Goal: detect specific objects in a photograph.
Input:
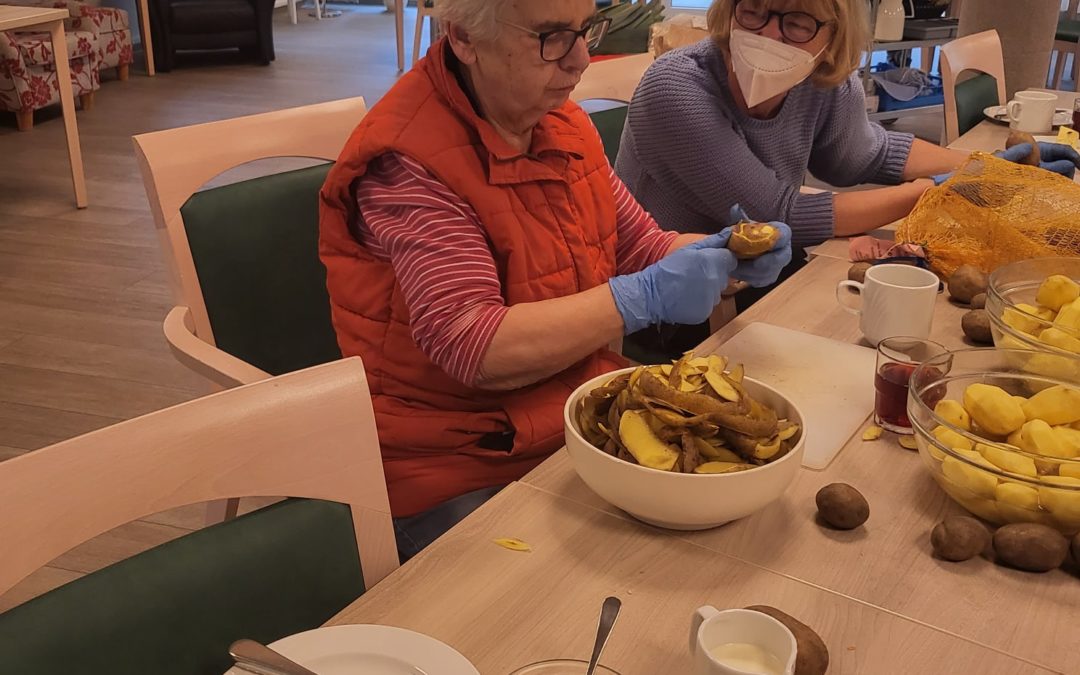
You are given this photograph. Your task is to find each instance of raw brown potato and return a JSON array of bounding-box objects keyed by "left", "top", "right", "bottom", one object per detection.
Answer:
[
  {"left": 1072, "top": 531, "right": 1080, "bottom": 564},
  {"left": 1005, "top": 130, "right": 1041, "bottom": 166},
  {"left": 931, "top": 516, "right": 990, "bottom": 562},
  {"left": 962, "top": 310, "right": 993, "bottom": 344},
  {"left": 948, "top": 265, "right": 989, "bottom": 304},
  {"left": 744, "top": 606, "right": 829, "bottom": 675},
  {"left": 727, "top": 221, "right": 781, "bottom": 259},
  {"left": 848, "top": 262, "right": 872, "bottom": 283},
  {"left": 969, "top": 292, "right": 987, "bottom": 309},
  {"left": 815, "top": 483, "right": 869, "bottom": 530},
  {"left": 992, "top": 522, "right": 1069, "bottom": 572}
]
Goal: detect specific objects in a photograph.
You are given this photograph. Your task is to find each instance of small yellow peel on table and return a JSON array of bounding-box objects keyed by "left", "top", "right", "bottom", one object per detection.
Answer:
[
  {"left": 493, "top": 538, "right": 532, "bottom": 552},
  {"left": 862, "top": 426, "right": 883, "bottom": 441}
]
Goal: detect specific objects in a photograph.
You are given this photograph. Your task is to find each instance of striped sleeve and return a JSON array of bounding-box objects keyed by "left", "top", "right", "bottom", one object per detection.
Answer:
[
  {"left": 610, "top": 165, "right": 679, "bottom": 274},
  {"left": 354, "top": 153, "right": 510, "bottom": 386}
]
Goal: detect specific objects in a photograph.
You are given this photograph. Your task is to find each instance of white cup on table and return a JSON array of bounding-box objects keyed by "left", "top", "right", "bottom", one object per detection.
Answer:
[
  {"left": 835, "top": 264, "right": 939, "bottom": 347},
  {"left": 689, "top": 607, "right": 796, "bottom": 675},
  {"left": 1007, "top": 90, "right": 1057, "bottom": 134}
]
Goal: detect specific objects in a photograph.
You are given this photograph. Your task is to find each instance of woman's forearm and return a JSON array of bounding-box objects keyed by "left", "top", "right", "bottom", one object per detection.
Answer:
[
  {"left": 474, "top": 284, "right": 624, "bottom": 391},
  {"left": 901, "top": 139, "right": 969, "bottom": 181},
  {"left": 832, "top": 179, "right": 934, "bottom": 237}
]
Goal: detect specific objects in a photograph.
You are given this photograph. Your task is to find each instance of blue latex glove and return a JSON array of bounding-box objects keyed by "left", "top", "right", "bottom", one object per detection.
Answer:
[
  {"left": 934, "top": 142, "right": 1080, "bottom": 184},
  {"left": 609, "top": 232, "right": 737, "bottom": 333},
  {"left": 998, "top": 142, "right": 1080, "bottom": 178},
  {"left": 608, "top": 222, "right": 793, "bottom": 333}
]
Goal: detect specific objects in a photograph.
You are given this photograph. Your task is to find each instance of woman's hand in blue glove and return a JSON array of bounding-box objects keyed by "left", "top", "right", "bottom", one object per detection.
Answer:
[
  {"left": 997, "top": 142, "right": 1080, "bottom": 178},
  {"left": 608, "top": 232, "right": 738, "bottom": 334}
]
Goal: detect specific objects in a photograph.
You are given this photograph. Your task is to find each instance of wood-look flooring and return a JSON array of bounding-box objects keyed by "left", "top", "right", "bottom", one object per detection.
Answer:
[
  {"left": 0, "top": 4, "right": 944, "bottom": 612},
  {"left": 0, "top": 4, "right": 408, "bottom": 611}
]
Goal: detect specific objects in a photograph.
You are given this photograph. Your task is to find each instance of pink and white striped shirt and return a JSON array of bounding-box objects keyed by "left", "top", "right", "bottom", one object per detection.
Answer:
[{"left": 355, "top": 152, "right": 678, "bottom": 386}]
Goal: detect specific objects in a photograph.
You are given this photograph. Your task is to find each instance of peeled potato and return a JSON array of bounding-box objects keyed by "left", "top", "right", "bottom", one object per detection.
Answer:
[{"left": 727, "top": 221, "right": 781, "bottom": 259}]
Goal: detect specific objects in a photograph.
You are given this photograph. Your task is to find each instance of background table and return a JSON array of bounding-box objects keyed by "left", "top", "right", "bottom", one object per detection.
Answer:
[{"left": 0, "top": 5, "right": 87, "bottom": 208}]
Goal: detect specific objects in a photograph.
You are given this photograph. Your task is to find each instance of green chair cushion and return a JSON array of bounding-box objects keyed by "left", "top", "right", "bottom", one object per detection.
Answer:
[
  {"left": 955, "top": 72, "right": 1000, "bottom": 138},
  {"left": 179, "top": 163, "right": 341, "bottom": 376},
  {"left": 1056, "top": 18, "right": 1080, "bottom": 42},
  {"left": 588, "top": 105, "right": 629, "bottom": 166},
  {"left": 0, "top": 499, "right": 364, "bottom": 675}
]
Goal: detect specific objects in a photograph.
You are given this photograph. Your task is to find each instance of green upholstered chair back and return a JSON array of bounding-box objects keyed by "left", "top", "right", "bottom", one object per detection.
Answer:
[
  {"left": 178, "top": 163, "right": 341, "bottom": 376},
  {"left": 954, "top": 72, "right": 1001, "bottom": 139},
  {"left": 0, "top": 499, "right": 363, "bottom": 675},
  {"left": 589, "top": 105, "right": 629, "bottom": 166}
]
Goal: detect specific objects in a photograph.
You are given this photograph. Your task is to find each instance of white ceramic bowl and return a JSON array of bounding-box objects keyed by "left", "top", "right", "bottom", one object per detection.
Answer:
[{"left": 563, "top": 367, "right": 806, "bottom": 530}]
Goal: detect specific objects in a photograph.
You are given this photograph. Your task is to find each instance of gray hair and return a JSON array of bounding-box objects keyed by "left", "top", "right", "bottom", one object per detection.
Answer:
[{"left": 434, "top": 0, "right": 509, "bottom": 42}]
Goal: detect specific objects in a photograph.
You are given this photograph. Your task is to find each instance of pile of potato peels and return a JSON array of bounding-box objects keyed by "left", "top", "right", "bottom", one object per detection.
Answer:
[{"left": 575, "top": 353, "right": 800, "bottom": 474}]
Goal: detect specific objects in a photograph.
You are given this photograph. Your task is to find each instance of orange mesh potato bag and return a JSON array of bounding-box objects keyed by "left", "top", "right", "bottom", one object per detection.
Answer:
[{"left": 897, "top": 152, "right": 1080, "bottom": 278}]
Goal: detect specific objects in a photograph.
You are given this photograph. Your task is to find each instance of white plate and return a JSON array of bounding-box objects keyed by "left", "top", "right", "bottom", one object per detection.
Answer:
[
  {"left": 223, "top": 625, "right": 479, "bottom": 675},
  {"left": 983, "top": 105, "right": 1072, "bottom": 128}
]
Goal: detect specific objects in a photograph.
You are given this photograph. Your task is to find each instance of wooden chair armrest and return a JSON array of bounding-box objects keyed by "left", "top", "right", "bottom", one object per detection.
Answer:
[{"left": 163, "top": 306, "right": 271, "bottom": 388}]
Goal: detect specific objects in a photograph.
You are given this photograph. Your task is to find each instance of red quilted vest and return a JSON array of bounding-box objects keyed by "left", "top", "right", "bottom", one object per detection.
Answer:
[{"left": 319, "top": 40, "right": 624, "bottom": 517}]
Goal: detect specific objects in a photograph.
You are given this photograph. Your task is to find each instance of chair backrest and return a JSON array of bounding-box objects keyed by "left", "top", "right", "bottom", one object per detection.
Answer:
[
  {"left": 132, "top": 98, "right": 366, "bottom": 378},
  {"left": 588, "top": 105, "right": 629, "bottom": 165},
  {"left": 0, "top": 357, "right": 397, "bottom": 674},
  {"left": 940, "top": 30, "right": 1007, "bottom": 143}
]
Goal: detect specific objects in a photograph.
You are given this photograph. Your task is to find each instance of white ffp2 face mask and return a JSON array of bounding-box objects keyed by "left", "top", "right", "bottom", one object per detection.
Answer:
[{"left": 729, "top": 28, "right": 827, "bottom": 108}]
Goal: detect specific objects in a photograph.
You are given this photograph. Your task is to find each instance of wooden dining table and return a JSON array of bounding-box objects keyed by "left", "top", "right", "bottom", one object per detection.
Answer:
[
  {"left": 325, "top": 121, "right": 1080, "bottom": 674},
  {"left": 0, "top": 5, "right": 87, "bottom": 208}
]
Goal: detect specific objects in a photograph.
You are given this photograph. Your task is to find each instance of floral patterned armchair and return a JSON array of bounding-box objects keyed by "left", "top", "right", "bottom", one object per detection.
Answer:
[
  {"left": 0, "top": 29, "right": 100, "bottom": 130},
  {"left": 3, "top": 0, "right": 134, "bottom": 79}
]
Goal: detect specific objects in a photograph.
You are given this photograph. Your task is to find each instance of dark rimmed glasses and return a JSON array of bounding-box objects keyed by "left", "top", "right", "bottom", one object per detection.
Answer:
[
  {"left": 499, "top": 17, "right": 612, "bottom": 62},
  {"left": 734, "top": 0, "right": 831, "bottom": 44}
]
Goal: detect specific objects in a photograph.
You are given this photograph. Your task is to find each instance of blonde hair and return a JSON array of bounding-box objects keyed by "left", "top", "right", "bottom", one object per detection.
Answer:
[
  {"left": 707, "top": 0, "right": 870, "bottom": 88},
  {"left": 435, "top": 0, "right": 509, "bottom": 42}
]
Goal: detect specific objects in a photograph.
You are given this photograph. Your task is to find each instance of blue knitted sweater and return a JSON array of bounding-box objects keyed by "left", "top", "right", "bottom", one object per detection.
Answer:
[{"left": 614, "top": 39, "right": 915, "bottom": 249}]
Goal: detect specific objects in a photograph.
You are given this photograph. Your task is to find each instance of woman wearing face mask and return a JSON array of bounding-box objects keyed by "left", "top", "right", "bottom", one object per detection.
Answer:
[{"left": 616, "top": 0, "right": 1080, "bottom": 259}]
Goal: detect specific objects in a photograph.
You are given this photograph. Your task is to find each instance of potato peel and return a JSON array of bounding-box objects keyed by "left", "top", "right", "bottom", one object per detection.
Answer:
[
  {"left": 493, "top": 538, "right": 532, "bottom": 552},
  {"left": 862, "top": 426, "right": 883, "bottom": 441}
]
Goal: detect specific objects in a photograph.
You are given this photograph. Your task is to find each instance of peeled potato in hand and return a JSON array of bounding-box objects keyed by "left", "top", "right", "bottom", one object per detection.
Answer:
[{"left": 727, "top": 221, "right": 781, "bottom": 259}]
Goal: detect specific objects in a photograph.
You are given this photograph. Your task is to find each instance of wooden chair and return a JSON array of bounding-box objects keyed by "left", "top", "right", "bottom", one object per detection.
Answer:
[
  {"left": 133, "top": 97, "right": 367, "bottom": 391},
  {"left": 940, "top": 29, "right": 1007, "bottom": 144},
  {"left": 1052, "top": 0, "right": 1080, "bottom": 91},
  {"left": 412, "top": 0, "right": 435, "bottom": 65},
  {"left": 0, "top": 358, "right": 398, "bottom": 674}
]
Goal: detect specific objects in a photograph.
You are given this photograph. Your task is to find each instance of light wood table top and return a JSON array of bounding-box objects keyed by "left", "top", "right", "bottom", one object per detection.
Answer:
[
  {"left": 524, "top": 256, "right": 1080, "bottom": 674},
  {"left": 330, "top": 483, "right": 1055, "bottom": 674},
  {"left": 0, "top": 4, "right": 66, "bottom": 29},
  {"left": 329, "top": 256, "right": 1079, "bottom": 674}
]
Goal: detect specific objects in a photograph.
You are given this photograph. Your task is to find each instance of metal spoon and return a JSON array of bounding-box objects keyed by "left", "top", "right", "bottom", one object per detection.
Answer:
[
  {"left": 585, "top": 596, "right": 622, "bottom": 675},
  {"left": 229, "top": 639, "right": 319, "bottom": 675}
]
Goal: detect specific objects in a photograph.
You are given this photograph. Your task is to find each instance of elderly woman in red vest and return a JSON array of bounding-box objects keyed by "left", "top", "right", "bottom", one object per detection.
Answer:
[{"left": 320, "top": 0, "right": 792, "bottom": 559}]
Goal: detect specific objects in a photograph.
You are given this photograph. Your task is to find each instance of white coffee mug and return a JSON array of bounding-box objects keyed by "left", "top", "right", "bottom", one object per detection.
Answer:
[
  {"left": 1007, "top": 90, "right": 1057, "bottom": 134},
  {"left": 835, "top": 264, "right": 938, "bottom": 346},
  {"left": 689, "top": 607, "right": 797, "bottom": 675}
]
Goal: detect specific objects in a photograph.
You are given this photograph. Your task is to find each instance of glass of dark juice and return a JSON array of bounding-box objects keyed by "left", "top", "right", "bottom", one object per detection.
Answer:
[
  {"left": 874, "top": 337, "right": 949, "bottom": 434},
  {"left": 1073, "top": 97, "right": 1080, "bottom": 131}
]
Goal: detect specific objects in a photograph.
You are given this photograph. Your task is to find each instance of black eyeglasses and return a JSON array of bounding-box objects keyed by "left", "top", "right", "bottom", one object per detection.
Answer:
[
  {"left": 733, "top": 0, "right": 831, "bottom": 44},
  {"left": 499, "top": 17, "right": 612, "bottom": 62}
]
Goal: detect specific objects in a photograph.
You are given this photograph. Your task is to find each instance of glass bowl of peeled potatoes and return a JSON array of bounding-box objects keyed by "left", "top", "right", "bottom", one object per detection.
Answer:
[{"left": 908, "top": 347, "right": 1080, "bottom": 534}]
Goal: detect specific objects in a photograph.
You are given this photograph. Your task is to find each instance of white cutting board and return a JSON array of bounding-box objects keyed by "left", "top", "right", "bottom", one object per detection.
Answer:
[{"left": 720, "top": 322, "right": 877, "bottom": 470}]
